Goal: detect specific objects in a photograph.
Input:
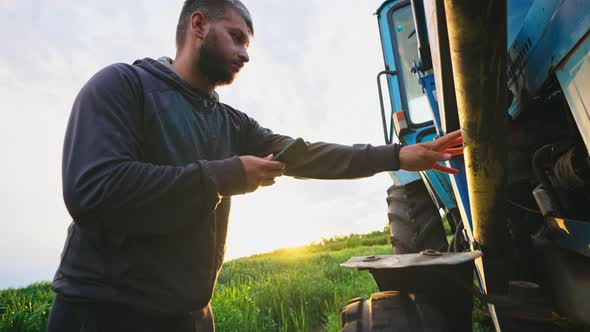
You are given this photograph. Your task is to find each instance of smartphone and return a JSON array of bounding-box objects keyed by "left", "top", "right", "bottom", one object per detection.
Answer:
[{"left": 273, "top": 138, "right": 309, "bottom": 164}]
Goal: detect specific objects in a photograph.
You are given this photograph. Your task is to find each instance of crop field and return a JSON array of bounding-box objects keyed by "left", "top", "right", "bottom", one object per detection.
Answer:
[{"left": 0, "top": 230, "right": 493, "bottom": 331}]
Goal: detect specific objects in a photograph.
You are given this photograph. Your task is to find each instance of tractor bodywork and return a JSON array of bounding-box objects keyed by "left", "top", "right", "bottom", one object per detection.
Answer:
[{"left": 345, "top": 1, "right": 590, "bottom": 330}]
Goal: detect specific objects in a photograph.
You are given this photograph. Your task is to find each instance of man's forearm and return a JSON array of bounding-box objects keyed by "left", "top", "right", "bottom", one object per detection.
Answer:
[
  {"left": 283, "top": 142, "right": 401, "bottom": 179},
  {"left": 63, "top": 157, "right": 246, "bottom": 235}
]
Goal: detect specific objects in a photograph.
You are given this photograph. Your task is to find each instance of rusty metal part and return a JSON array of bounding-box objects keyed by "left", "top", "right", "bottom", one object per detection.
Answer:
[
  {"left": 443, "top": 5, "right": 512, "bottom": 326},
  {"left": 341, "top": 251, "right": 482, "bottom": 270},
  {"left": 344, "top": 251, "right": 480, "bottom": 332},
  {"left": 343, "top": 251, "right": 479, "bottom": 332},
  {"left": 343, "top": 251, "right": 559, "bottom": 328},
  {"left": 444, "top": 0, "right": 510, "bottom": 252}
]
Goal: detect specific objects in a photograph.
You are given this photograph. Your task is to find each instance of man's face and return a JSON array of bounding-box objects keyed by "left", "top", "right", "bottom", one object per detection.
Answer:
[{"left": 197, "top": 9, "right": 250, "bottom": 87}]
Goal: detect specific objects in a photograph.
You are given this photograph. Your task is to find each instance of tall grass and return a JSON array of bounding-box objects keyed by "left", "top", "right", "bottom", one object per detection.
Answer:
[
  {"left": 0, "top": 283, "right": 53, "bottom": 332},
  {"left": 212, "top": 245, "right": 390, "bottom": 331},
  {"left": 1, "top": 228, "right": 494, "bottom": 331},
  {"left": 0, "top": 231, "right": 391, "bottom": 332}
]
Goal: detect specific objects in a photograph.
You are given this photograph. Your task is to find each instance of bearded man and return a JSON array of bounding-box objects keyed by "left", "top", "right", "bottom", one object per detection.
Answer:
[{"left": 47, "top": 0, "right": 463, "bottom": 331}]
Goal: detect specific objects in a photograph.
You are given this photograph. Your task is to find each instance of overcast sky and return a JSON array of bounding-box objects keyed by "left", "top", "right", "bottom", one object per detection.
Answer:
[{"left": 0, "top": 0, "right": 397, "bottom": 289}]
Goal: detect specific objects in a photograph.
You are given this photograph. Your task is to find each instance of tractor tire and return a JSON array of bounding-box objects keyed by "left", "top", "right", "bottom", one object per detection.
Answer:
[
  {"left": 341, "top": 291, "right": 449, "bottom": 332},
  {"left": 386, "top": 181, "right": 448, "bottom": 254}
]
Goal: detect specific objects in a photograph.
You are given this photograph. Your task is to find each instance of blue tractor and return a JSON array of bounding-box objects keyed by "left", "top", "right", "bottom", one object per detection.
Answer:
[{"left": 341, "top": 0, "right": 590, "bottom": 331}]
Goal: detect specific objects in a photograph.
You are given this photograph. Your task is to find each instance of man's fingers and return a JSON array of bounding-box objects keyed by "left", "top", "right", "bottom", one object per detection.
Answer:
[
  {"left": 262, "top": 159, "right": 287, "bottom": 170},
  {"left": 436, "top": 132, "right": 462, "bottom": 149},
  {"left": 427, "top": 150, "right": 453, "bottom": 162},
  {"left": 444, "top": 147, "right": 464, "bottom": 156},
  {"left": 433, "top": 137, "right": 463, "bottom": 153},
  {"left": 432, "top": 129, "right": 462, "bottom": 149},
  {"left": 264, "top": 154, "right": 274, "bottom": 161},
  {"left": 433, "top": 163, "right": 459, "bottom": 174},
  {"left": 446, "top": 137, "right": 463, "bottom": 148}
]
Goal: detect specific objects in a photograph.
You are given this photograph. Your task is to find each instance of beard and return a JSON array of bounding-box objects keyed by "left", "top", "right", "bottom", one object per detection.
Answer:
[{"left": 196, "top": 31, "right": 236, "bottom": 87}]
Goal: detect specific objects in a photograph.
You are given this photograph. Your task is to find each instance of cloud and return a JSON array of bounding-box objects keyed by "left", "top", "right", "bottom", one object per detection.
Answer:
[
  {"left": 0, "top": 0, "right": 182, "bottom": 289},
  {"left": 0, "top": 0, "right": 396, "bottom": 288}
]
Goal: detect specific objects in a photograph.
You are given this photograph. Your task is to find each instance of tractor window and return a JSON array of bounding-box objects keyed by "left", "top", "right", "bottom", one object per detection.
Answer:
[{"left": 390, "top": 5, "right": 432, "bottom": 125}]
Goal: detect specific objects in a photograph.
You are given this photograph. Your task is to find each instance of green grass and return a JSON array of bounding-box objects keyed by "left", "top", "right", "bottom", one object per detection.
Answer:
[
  {"left": 0, "top": 228, "right": 493, "bottom": 331},
  {"left": 0, "top": 283, "right": 53, "bottom": 332},
  {"left": 213, "top": 244, "right": 390, "bottom": 331}
]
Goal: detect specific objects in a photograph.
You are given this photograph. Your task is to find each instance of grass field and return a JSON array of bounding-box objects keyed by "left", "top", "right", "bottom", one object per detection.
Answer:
[{"left": 0, "top": 229, "right": 493, "bottom": 331}]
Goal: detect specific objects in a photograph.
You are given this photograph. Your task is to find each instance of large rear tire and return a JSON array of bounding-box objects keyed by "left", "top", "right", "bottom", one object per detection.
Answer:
[{"left": 386, "top": 181, "right": 448, "bottom": 254}]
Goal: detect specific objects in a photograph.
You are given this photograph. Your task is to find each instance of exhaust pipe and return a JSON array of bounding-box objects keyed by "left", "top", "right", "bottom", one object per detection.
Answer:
[{"left": 443, "top": 0, "right": 511, "bottom": 298}]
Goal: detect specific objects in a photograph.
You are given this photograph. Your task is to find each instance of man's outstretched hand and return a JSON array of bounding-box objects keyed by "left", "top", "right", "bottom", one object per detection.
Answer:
[
  {"left": 239, "top": 154, "right": 286, "bottom": 192},
  {"left": 399, "top": 129, "right": 464, "bottom": 174}
]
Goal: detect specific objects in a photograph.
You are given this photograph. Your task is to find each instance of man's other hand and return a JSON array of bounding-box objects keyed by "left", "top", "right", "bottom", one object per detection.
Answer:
[
  {"left": 399, "top": 129, "right": 464, "bottom": 174},
  {"left": 239, "top": 154, "right": 286, "bottom": 191}
]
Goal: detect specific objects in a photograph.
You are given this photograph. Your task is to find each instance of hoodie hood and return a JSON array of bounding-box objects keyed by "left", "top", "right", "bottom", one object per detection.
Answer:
[{"left": 133, "top": 57, "right": 219, "bottom": 109}]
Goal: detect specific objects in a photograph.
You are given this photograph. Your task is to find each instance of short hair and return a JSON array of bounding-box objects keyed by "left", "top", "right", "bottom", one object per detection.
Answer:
[{"left": 176, "top": 0, "right": 254, "bottom": 48}]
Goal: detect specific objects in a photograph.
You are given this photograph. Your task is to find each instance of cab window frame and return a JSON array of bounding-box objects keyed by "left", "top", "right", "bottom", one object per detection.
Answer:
[{"left": 387, "top": 1, "right": 433, "bottom": 128}]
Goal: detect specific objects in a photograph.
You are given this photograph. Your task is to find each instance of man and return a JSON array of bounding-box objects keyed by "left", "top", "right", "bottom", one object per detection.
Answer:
[{"left": 47, "top": 0, "right": 463, "bottom": 331}]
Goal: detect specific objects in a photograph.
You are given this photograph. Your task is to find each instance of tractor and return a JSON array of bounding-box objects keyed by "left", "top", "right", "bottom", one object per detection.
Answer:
[{"left": 340, "top": 0, "right": 590, "bottom": 331}]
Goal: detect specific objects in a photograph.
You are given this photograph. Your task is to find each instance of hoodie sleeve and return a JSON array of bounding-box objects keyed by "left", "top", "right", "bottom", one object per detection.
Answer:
[
  {"left": 243, "top": 116, "right": 402, "bottom": 179},
  {"left": 62, "top": 64, "right": 247, "bottom": 235}
]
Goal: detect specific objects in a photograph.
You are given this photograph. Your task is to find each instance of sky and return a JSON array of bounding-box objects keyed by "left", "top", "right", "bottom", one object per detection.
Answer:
[{"left": 0, "top": 0, "right": 396, "bottom": 289}]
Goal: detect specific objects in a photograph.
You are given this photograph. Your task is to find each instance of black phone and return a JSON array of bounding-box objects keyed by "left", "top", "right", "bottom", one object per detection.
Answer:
[{"left": 273, "top": 138, "right": 308, "bottom": 164}]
